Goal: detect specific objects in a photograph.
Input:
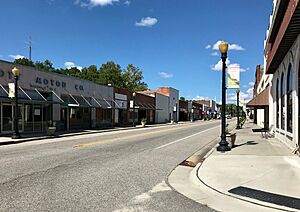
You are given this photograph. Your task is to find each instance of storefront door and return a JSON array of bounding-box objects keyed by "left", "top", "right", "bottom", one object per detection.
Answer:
[
  {"left": 2, "top": 104, "right": 13, "bottom": 133},
  {"left": 61, "top": 107, "right": 68, "bottom": 130}
]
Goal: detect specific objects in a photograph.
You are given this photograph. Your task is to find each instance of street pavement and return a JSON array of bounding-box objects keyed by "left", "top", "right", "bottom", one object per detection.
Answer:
[{"left": 0, "top": 120, "right": 226, "bottom": 212}]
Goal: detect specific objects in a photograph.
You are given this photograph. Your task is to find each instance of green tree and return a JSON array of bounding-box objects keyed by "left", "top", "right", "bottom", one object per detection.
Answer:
[
  {"left": 14, "top": 58, "right": 34, "bottom": 67},
  {"left": 180, "top": 97, "right": 186, "bottom": 101},
  {"left": 122, "top": 64, "right": 148, "bottom": 92},
  {"left": 97, "top": 61, "right": 124, "bottom": 88},
  {"left": 81, "top": 65, "right": 98, "bottom": 81},
  {"left": 34, "top": 60, "right": 55, "bottom": 72}
]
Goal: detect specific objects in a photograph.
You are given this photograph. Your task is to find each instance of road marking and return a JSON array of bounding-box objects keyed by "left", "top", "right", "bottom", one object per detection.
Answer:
[
  {"left": 73, "top": 122, "right": 219, "bottom": 148},
  {"left": 155, "top": 125, "right": 220, "bottom": 150},
  {"left": 114, "top": 181, "right": 171, "bottom": 211}
]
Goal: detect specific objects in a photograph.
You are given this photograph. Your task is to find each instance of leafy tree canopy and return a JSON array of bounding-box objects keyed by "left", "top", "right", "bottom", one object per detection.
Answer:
[
  {"left": 14, "top": 58, "right": 34, "bottom": 67},
  {"left": 122, "top": 64, "right": 148, "bottom": 92},
  {"left": 13, "top": 58, "right": 149, "bottom": 92}
]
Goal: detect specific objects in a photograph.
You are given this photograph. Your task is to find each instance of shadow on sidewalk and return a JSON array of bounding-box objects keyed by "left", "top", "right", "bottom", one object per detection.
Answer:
[{"left": 232, "top": 140, "right": 258, "bottom": 148}]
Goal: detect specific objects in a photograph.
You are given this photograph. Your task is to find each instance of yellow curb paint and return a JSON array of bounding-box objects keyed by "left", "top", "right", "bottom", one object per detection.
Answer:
[{"left": 73, "top": 122, "right": 212, "bottom": 149}]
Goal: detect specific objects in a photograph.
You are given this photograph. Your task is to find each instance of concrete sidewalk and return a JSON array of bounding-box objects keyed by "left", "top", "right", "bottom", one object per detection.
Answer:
[{"left": 169, "top": 121, "right": 300, "bottom": 212}]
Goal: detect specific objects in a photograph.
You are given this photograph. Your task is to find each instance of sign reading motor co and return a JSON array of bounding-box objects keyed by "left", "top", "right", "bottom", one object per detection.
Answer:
[
  {"left": 35, "top": 77, "right": 84, "bottom": 91},
  {"left": 35, "top": 77, "right": 67, "bottom": 88}
]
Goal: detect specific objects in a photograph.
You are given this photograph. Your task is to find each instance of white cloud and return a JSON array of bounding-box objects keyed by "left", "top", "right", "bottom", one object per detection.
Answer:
[
  {"left": 211, "top": 60, "right": 248, "bottom": 74},
  {"left": 9, "top": 54, "right": 25, "bottom": 60},
  {"left": 248, "top": 81, "right": 255, "bottom": 87},
  {"left": 135, "top": 17, "right": 158, "bottom": 27},
  {"left": 75, "top": 0, "right": 119, "bottom": 7},
  {"left": 124, "top": 0, "right": 130, "bottom": 5},
  {"left": 205, "top": 45, "right": 211, "bottom": 49},
  {"left": 227, "top": 88, "right": 253, "bottom": 104},
  {"left": 227, "top": 93, "right": 237, "bottom": 102},
  {"left": 193, "top": 96, "right": 210, "bottom": 100},
  {"left": 212, "top": 41, "right": 223, "bottom": 51},
  {"left": 64, "top": 61, "right": 82, "bottom": 70},
  {"left": 229, "top": 44, "right": 245, "bottom": 51},
  {"left": 211, "top": 58, "right": 230, "bottom": 71},
  {"left": 241, "top": 88, "right": 254, "bottom": 103},
  {"left": 211, "top": 40, "right": 245, "bottom": 51},
  {"left": 158, "top": 72, "right": 173, "bottom": 79},
  {"left": 210, "top": 52, "right": 218, "bottom": 56},
  {"left": 242, "top": 81, "right": 254, "bottom": 89}
]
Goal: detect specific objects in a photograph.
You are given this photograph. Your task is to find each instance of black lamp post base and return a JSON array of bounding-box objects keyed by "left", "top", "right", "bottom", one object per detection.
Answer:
[
  {"left": 236, "top": 125, "right": 241, "bottom": 129},
  {"left": 12, "top": 133, "right": 21, "bottom": 139},
  {"left": 217, "top": 142, "right": 231, "bottom": 152}
]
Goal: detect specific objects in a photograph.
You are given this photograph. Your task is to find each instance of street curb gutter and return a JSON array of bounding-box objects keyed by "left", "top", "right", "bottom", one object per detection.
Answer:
[{"left": 165, "top": 136, "right": 219, "bottom": 191}]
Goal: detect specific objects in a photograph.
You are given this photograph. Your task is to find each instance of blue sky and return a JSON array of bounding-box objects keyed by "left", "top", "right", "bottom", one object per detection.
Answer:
[{"left": 0, "top": 0, "right": 272, "bottom": 103}]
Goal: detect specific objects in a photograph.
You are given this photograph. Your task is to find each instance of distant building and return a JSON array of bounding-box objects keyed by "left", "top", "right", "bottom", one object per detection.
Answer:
[
  {"left": 141, "top": 91, "right": 169, "bottom": 123},
  {"left": 150, "top": 87, "right": 179, "bottom": 122},
  {"left": 247, "top": 65, "right": 271, "bottom": 129},
  {"left": 196, "top": 99, "right": 217, "bottom": 113}
]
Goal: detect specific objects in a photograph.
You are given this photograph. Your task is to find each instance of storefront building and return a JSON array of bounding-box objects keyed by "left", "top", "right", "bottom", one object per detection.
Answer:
[
  {"left": 246, "top": 65, "right": 271, "bottom": 129},
  {"left": 263, "top": 0, "right": 300, "bottom": 150},
  {"left": 141, "top": 91, "right": 169, "bottom": 124},
  {"left": 135, "top": 92, "right": 156, "bottom": 124},
  {"left": 113, "top": 88, "right": 130, "bottom": 126},
  {"left": 179, "top": 100, "right": 189, "bottom": 121},
  {"left": 0, "top": 60, "right": 114, "bottom": 134},
  {"left": 153, "top": 87, "right": 179, "bottom": 122}
]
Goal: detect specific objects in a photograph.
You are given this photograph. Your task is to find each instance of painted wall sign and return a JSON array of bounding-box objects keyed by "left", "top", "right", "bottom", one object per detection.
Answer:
[
  {"left": 35, "top": 77, "right": 67, "bottom": 88},
  {"left": 75, "top": 84, "right": 84, "bottom": 91}
]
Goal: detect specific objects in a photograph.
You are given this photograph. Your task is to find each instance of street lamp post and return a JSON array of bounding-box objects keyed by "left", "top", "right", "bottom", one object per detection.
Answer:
[
  {"left": 12, "top": 67, "right": 21, "bottom": 139},
  {"left": 132, "top": 92, "right": 136, "bottom": 127},
  {"left": 236, "top": 89, "right": 241, "bottom": 129},
  {"left": 217, "top": 41, "right": 231, "bottom": 152}
]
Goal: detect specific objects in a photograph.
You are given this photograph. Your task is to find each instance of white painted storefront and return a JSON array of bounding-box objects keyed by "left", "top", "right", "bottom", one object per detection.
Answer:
[
  {"left": 0, "top": 60, "right": 114, "bottom": 134},
  {"left": 269, "top": 35, "right": 300, "bottom": 150}
]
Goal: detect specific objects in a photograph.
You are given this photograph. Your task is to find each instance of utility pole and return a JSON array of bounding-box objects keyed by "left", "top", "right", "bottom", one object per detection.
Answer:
[
  {"left": 29, "top": 37, "right": 32, "bottom": 61},
  {"left": 26, "top": 36, "right": 32, "bottom": 61}
]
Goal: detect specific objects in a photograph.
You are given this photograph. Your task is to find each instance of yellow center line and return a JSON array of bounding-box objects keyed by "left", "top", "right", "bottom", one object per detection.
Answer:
[{"left": 73, "top": 122, "right": 213, "bottom": 148}]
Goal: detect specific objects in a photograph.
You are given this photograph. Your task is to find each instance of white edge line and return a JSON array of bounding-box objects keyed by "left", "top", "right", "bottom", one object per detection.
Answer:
[{"left": 155, "top": 125, "right": 220, "bottom": 150}]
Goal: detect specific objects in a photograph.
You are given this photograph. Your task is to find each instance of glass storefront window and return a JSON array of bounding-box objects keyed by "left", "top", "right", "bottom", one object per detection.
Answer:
[
  {"left": 287, "top": 65, "right": 293, "bottom": 133},
  {"left": 281, "top": 74, "right": 285, "bottom": 130},
  {"left": 69, "top": 107, "right": 91, "bottom": 129},
  {"left": 24, "top": 104, "right": 33, "bottom": 132},
  {"left": 2, "top": 104, "right": 13, "bottom": 132},
  {"left": 33, "top": 105, "right": 42, "bottom": 132}
]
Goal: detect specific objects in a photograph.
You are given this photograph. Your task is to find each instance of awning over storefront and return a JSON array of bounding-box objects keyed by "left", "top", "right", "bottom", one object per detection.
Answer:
[
  {"left": 0, "top": 84, "right": 61, "bottom": 104},
  {"left": 247, "top": 87, "right": 270, "bottom": 108},
  {"left": 136, "top": 102, "right": 156, "bottom": 110},
  {"left": 91, "top": 97, "right": 113, "bottom": 109}
]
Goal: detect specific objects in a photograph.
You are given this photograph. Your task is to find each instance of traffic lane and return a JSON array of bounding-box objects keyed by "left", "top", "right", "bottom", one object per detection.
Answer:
[
  {"left": 0, "top": 121, "right": 220, "bottom": 184},
  {"left": 0, "top": 121, "right": 220, "bottom": 211},
  {"left": 0, "top": 120, "right": 215, "bottom": 151}
]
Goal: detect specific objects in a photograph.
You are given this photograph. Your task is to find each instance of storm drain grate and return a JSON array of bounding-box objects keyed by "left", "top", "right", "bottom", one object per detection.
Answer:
[{"left": 228, "top": 186, "right": 300, "bottom": 210}]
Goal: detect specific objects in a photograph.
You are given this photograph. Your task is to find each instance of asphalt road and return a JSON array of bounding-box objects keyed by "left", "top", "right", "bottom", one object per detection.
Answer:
[{"left": 0, "top": 120, "right": 224, "bottom": 212}]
